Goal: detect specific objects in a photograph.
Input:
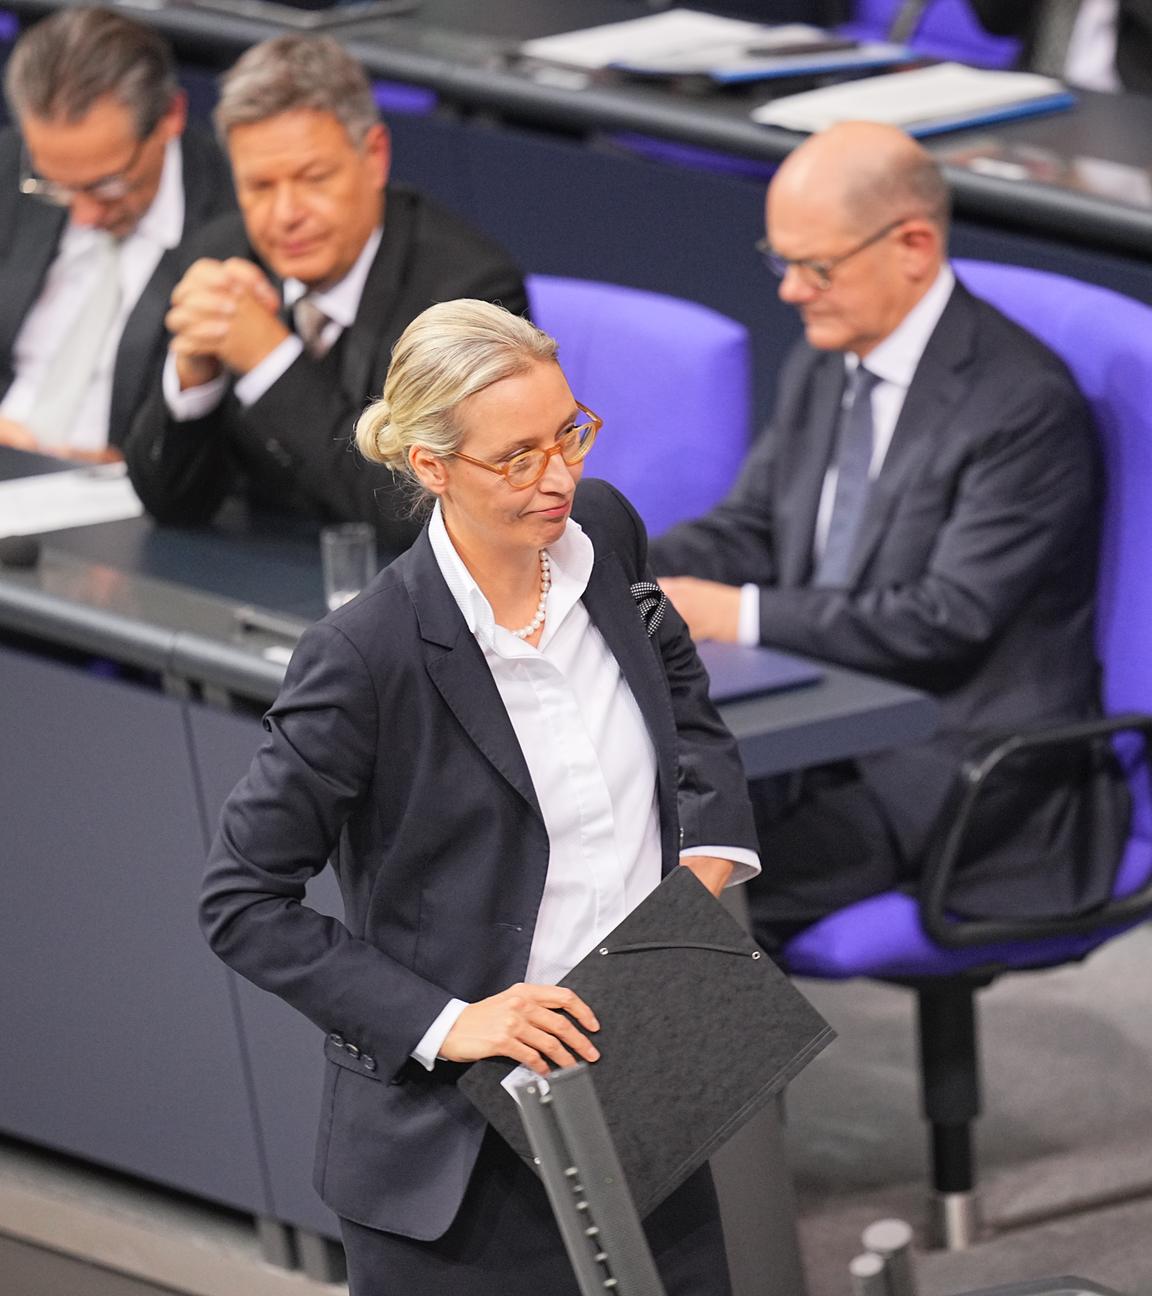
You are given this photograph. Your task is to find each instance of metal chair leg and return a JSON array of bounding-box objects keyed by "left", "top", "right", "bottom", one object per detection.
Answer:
[{"left": 916, "top": 981, "right": 983, "bottom": 1249}]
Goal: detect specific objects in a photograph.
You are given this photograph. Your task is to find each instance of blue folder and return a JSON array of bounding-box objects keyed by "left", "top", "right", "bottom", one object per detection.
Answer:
[{"left": 697, "top": 641, "right": 823, "bottom": 703}]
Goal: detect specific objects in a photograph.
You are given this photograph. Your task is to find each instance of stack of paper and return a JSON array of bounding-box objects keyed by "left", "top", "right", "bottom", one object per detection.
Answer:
[
  {"left": 521, "top": 9, "right": 910, "bottom": 84},
  {"left": 0, "top": 462, "right": 143, "bottom": 538},
  {"left": 752, "top": 62, "right": 1073, "bottom": 136}
]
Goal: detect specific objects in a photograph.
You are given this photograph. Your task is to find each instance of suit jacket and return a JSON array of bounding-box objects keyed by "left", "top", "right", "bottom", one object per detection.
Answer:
[
  {"left": 651, "top": 280, "right": 1128, "bottom": 919},
  {"left": 0, "top": 125, "right": 235, "bottom": 446},
  {"left": 199, "top": 477, "right": 757, "bottom": 1239},
  {"left": 123, "top": 186, "right": 529, "bottom": 551},
  {"left": 969, "top": 0, "right": 1152, "bottom": 94}
]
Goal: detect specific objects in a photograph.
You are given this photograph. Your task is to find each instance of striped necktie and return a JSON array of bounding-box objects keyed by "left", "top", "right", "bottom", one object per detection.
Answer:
[{"left": 814, "top": 366, "right": 881, "bottom": 589}]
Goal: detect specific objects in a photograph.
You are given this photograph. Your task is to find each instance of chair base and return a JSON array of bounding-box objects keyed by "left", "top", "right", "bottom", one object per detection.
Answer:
[{"left": 934, "top": 1190, "right": 982, "bottom": 1251}]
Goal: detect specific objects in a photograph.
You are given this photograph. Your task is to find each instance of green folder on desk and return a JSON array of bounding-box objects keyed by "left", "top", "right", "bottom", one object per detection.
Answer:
[{"left": 460, "top": 867, "right": 834, "bottom": 1217}]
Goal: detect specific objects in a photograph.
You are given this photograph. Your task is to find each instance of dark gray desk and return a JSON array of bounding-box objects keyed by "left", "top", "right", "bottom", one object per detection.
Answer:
[{"left": 0, "top": 510, "right": 936, "bottom": 774}]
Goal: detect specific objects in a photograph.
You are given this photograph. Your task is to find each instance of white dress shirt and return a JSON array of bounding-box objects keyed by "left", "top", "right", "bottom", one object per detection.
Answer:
[
  {"left": 2, "top": 138, "right": 186, "bottom": 453},
  {"left": 163, "top": 226, "right": 383, "bottom": 420},
  {"left": 1063, "top": 0, "right": 1121, "bottom": 92},
  {"left": 738, "top": 264, "right": 955, "bottom": 645},
  {"left": 414, "top": 503, "right": 760, "bottom": 1066}
]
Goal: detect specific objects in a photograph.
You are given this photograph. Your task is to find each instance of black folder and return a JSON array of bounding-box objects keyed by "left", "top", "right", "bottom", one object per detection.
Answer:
[{"left": 459, "top": 867, "right": 835, "bottom": 1218}]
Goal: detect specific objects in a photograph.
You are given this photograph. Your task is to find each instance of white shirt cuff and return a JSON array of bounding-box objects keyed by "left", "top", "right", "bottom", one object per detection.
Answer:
[
  {"left": 163, "top": 349, "right": 228, "bottom": 422},
  {"left": 411, "top": 997, "right": 470, "bottom": 1071},
  {"left": 681, "top": 845, "right": 761, "bottom": 886},
  {"left": 234, "top": 334, "right": 304, "bottom": 407},
  {"left": 737, "top": 584, "right": 761, "bottom": 647}
]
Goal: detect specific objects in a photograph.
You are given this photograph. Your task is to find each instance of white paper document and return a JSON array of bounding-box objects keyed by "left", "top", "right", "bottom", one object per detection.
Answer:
[
  {"left": 0, "top": 462, "right": 144, "bottom": 538},
  {"left": 752, "top": 62, "right": 1070, "bottom": 134},
  {"left": 520, "top": 9, "right": 906, "bottom": 81}
]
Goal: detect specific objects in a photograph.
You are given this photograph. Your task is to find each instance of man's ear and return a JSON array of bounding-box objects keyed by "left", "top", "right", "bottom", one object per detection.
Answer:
[
  {"left": 364, "top": 122, "right": 391, "bottom": 191},
  {"left": 897, "top": 218, "right": 944, "bottom": 282},
  {"left": 159, "top": 89, "right": 189, "bottom": 142}
]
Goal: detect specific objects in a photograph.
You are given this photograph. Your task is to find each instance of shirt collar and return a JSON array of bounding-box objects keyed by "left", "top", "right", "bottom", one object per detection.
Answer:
[
  {"left": 427, "top": 500, "right": 595, "bottom": 655},
  {"left": 281, "top": 225, "right": 383, "bottom": 325},
  {"left": 134, "top": 136, "right": 185, "bottom": 251},
  {"left": 848, "top": 263, "right": 955, "bottom": 388}
]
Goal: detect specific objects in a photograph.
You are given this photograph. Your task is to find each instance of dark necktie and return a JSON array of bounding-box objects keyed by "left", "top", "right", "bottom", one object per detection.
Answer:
[
  {"left": 293, "top": 296, "right": 333, "bottom": 359},
  {"left": 1031, "top": 0, "right": 1082, "bottom": 76},
  {"left": 814, "top": 366, "right": 881, "bottom": 589}
]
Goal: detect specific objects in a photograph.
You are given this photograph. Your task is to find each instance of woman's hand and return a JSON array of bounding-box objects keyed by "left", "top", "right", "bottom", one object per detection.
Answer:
[
  {"left": 439, "top": 983, "right": 601, "bottom": 1076},
  {"left": 680, "top": 856, "right": 734, "bottom": 897}
]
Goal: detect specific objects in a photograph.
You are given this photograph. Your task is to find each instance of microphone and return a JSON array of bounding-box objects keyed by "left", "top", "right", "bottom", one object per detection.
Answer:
[{"left": 0, "top": 534, "right": 42, "bottom": 569}]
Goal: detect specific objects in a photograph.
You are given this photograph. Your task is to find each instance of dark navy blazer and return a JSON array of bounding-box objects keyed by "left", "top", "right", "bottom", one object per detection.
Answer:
[{"left": 201, "top": 477, "right": 758, "bottom": 1239}]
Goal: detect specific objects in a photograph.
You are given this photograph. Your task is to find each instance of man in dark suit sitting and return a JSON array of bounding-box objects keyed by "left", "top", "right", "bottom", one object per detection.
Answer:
[
  {"left": 0, "top": 7, "right": 233, "bottom": 462},
  {"left": 969, "top": 0, "right": 1152, "bottom": 96},
  {"left": 650, "top": 121, "right": 1129, "bottom": 954},
  {"left": 124, "top": 35, "right": 528, "bottom": 550}
]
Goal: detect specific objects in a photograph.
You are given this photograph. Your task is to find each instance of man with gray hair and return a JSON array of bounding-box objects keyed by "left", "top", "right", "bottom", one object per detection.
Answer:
[
  {"left": 651, "top": 121, "right": 1128, "bottom": 955},
  {"left": 0, "top": 6, "right": 233, "bottom": 461},
  {"left": 124, "top": 35, "right": 527, "bottom": 548}
]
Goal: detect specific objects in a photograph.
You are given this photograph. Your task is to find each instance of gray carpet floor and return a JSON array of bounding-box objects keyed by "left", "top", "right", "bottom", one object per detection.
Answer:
[{"left": 785, "top": 923, "right": 1152, "bottom": 1296}]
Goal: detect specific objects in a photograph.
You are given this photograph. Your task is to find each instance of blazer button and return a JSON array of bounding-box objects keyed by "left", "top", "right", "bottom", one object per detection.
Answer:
[
  {"left": 328, "top": 1032, "right": 344, "bottom": 1048},
  {"left": 362, "top": 1055, "right": 377, "bottom": 1072},
  {"left": 347, "top": 1043, "right": 360, "bottom": 1058}
]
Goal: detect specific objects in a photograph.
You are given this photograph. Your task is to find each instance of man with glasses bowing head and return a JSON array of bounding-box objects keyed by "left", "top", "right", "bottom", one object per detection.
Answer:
[
  {"left": 0, "top": 7, "right": 233, "bottom": 462},
  {"left": 651, "top": 121, "right": 1127, "bottom": 956},
  {"left": 124, "top": 35, "right": 527, "bottom": 550},
  {"left": 200, "top": 300, "right": 760, "bottom": 1295}
]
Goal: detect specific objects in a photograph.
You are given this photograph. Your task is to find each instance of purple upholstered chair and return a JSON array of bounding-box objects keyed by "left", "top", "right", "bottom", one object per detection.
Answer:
[
  {"left": 526, "top": 275, "right": 753, "bottom": 537},
  {"left": 842, "top": 0, "right": 1021, "bottom": 68},
  {"left": 783, "top": 261, "right": 1152, "bottom": 1249}
]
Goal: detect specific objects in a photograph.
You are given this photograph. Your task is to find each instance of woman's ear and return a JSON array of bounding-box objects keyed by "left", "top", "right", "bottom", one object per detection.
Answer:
[{"left": 409, "top": 444, "right": 449, "bottom": 496}]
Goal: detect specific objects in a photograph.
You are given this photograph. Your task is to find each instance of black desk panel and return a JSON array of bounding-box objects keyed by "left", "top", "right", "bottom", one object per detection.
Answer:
[{"left": 0, "top": 644, "right": 269, "bottom": 1216}]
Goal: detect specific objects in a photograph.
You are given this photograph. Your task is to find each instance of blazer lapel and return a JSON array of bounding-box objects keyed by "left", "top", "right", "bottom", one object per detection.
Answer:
[
  {"left": 110, "top": 129, "right": 235, "bottom": 443},
  {"left": 580, "top": 549, "right": 679, "bottom": 826},
  {"left": 109, "top": 246, "right": 179, "bottom": 444},
  {"left": 778, "top": 352, "right": 846, "bottom": 587},
  {"left": 340, "top": 186, "right": 419, "bottom": 400},
  {"left": 0, "top": 201, "right": 65, "bottom": 375},
  {"left": 403, "top": 533, "right": 542, "bottom": 819},
  {"left": 842, "top": 284, "right": 977, "bottom": 587}
]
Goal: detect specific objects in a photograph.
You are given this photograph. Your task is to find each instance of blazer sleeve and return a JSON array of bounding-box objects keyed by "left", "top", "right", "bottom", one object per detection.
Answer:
[
  {"left": 200, "top": 620, "right": 454, "bottom": 1080},
  {"left": 967, "top": 0, "right": 1039, "bottom": 38},
  {"left": 755, "top": 365, "right": 1101, "bottom": 677}
]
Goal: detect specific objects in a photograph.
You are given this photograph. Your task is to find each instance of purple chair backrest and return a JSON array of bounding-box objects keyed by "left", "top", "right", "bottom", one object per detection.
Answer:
[
  {"left": 526, "top": 275, "right": 752, "bottom": 537},
  {"left": 844, "top": 0, "right": 1021, "bottom": 67},
  {"left": 956, "top": 259, "right": 1152, "bottom": 890}
]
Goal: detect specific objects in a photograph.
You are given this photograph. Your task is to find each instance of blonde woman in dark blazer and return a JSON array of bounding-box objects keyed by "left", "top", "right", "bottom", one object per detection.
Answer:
[{"left": 200, "top": 300, "right": 760, "bottom": 1295}]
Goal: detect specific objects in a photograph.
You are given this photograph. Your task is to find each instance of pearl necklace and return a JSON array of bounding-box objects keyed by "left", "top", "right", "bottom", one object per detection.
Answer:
[{"left": 510, "top": 550, "right": 551, "bottom": 639}]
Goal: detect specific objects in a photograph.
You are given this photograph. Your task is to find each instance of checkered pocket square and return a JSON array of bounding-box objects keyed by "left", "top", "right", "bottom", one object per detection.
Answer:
[{"left": 630, "top": 580, "right": 668, "bottom": 638}]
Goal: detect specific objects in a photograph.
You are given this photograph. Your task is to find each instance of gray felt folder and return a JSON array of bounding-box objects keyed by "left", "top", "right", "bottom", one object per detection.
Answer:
[{"left": 459, "top": 867, "right": 835, "bottom": 1217}]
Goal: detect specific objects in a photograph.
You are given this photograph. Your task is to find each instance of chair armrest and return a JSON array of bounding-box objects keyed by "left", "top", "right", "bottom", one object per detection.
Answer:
[{"left": 919, "top": 713, "right": 1152, "bottom": 948}]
